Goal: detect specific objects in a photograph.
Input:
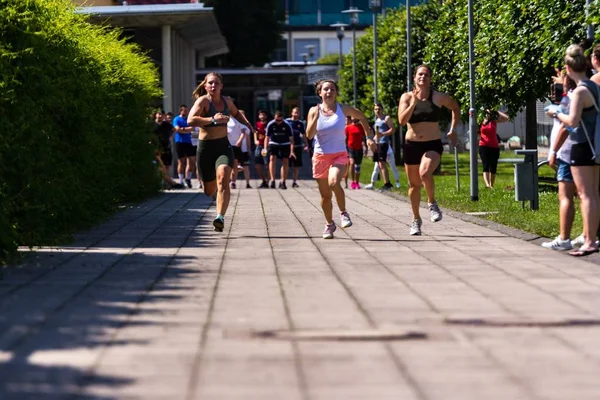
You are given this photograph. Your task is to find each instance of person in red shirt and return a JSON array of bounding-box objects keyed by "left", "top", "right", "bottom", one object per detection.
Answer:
[
  {"left": 479, "top": 109, "right": 509, "bottom": 188},
  {"left": 345, "top": 117, "right": 367, "bottom": 189},
  {"left": 254, "top": 110, "right": 269, "bottom": 188}
]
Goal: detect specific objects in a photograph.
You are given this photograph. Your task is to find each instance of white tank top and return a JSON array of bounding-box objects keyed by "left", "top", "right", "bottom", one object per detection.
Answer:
[{"left": 314, "top": 103, "right": 347, "bottom": 154}]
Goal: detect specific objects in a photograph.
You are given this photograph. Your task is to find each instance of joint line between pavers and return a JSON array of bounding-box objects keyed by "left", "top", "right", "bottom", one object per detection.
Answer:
[{"left": 259, "top": 189, "right": 312, "bottom": 400}]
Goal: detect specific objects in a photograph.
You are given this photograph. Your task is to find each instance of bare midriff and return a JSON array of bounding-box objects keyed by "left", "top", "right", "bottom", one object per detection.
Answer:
[
  {"left": 405, "top": 121, "right": 440, "bottom": 142},
  {"left": 199, "top": 125, "right": 227, "bottom": 141}
]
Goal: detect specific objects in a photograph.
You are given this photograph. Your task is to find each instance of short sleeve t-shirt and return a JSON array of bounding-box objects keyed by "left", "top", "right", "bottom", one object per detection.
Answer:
[
  {"left": 345, "top": 124, "right": 365, "bottom": 151},
  {"left": 286, "top": 118, "right": 306, "bottom": 146},
  {"left": 154, "top": 121, "right": 173, "bottom": 152},
  {"left": 266, "top": 120, "right": 293, "bottom": 145},
  {"left": 255, "top": 121, "right": 267, "bottom": 144},
  {"left": 227, "top": 118, "right": 249, "bottom": 152},
  {"left": 173, "top": 115, "right": 191, "bottom": 144}
]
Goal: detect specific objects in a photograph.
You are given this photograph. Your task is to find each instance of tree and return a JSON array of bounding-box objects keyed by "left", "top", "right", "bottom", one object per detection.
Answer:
[{"left": 204, "top": 0, "right": 284, "bottom": 67}]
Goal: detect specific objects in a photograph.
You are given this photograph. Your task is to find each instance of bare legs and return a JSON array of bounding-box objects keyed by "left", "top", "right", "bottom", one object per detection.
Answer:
[
  {"left": 571, "top": 165, "right": 600, "bottom": 249},
  {"left": 316, "top": 164, "right": 347, "bottom": 223},
  {"left": 404, "top": 151, "right": 441, "bottom": 219},
  {"left": 203, "top": 164, "right": 232, "bottom": 216}
]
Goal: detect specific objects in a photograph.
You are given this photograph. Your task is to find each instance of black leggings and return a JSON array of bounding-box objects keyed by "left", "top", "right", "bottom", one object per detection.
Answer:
[
  {"left": 197, "top": 137, "right": 234, "bottom": 182},
  {"left": 479, "top": 146, "right": 500, "bottom": 173}
]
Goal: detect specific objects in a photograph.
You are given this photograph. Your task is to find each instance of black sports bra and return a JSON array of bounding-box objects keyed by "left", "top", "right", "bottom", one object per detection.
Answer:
[
  {"left": 408, "top": 90, "right": 441, "bottom": 124},
  {"left": 202, "top": 98, "right": 230, "bottom": 127}
]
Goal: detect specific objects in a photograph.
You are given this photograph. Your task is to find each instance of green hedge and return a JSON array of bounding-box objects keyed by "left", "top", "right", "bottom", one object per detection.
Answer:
[{"left": 0, "top": 0, "right": 162, "bottom": 262}]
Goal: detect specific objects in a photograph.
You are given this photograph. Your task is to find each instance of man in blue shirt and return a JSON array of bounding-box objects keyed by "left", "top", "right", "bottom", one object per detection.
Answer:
[
  {"left": 286, "top": 107, "right": 308, "bottom": 188},
  {"left": 173, "top": 104, "right": 195, "bottom": 188},
  {"left": 264, "top": 111, "right": 294, "bottom": 189}
]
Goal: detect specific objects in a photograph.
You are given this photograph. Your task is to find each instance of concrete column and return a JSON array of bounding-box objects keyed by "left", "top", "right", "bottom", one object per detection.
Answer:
[{"left": 161, "top": 25, "right": 173, "bottom": 114}]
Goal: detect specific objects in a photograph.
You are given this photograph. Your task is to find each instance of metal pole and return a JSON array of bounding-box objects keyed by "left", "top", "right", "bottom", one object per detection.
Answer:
[
  {"left": 338, "top": 37, "right": 343, "bottom": 70},
  {"left": 468, "top": 0, "right": 478, "bottom": 201},
  {"left": 406, "top": 0, "right": 411, "bottom": 91},
  {"left": 586, "top": 0, "right": 594, "bottom": 41},
  {"left": 352, "top": 25, "right": 357, "bottom": 108},
  {"left": 372, "top": 9, "right": 378, "bottom": 104}
]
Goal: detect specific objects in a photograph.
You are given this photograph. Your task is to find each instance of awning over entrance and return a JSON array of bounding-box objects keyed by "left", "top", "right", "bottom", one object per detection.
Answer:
[{"left": 77, "top": 3, "right": 228, "bottom": 57}]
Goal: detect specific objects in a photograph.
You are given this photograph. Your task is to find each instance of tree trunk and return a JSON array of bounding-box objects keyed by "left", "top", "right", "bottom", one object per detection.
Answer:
[{"left": 525, "top": 99, "right": 537, "bottom": 149}]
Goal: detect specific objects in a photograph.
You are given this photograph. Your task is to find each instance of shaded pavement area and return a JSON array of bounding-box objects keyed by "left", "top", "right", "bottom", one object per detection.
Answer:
[{"left": 2, "top": 180, "right": 600, "bottom": 399}]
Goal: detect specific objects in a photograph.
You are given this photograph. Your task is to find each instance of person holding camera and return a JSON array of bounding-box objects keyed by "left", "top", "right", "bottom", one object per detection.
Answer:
[{"left": 479, "top": 109, "right": 509, "bottom": 189}]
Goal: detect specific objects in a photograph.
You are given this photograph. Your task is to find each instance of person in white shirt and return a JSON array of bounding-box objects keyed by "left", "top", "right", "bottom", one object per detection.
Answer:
[{"left": 227, "top": 114, "right": 251, "bottom": 189}]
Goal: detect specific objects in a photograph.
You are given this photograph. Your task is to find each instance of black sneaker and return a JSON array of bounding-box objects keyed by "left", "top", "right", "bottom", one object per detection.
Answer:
[
  {"left": 170, "top": 183, "right": 185, "bottom": 189},
  {"left": 246, "top": 183, "right": 252, "bottom": 189},
  {"left": 278, "top": 181, "right": 283, "bottom": 189},
  {"left": 280, "top": 182, "right": 287, "bottom": 190},
  {"left": 292, "top": 182, "right": 299, "bottom": 188},
  {"left": 259, "top": 181, "right": 268, "bottom": 188},
  {"left": 185, "top": 179, "right": 192, "bottom": 189},
  {"left": 270, "top": 181, "right": 276, "bottom": 189},
  {"left": 213, "top": 215, "right": 225, "bottom": 232}
]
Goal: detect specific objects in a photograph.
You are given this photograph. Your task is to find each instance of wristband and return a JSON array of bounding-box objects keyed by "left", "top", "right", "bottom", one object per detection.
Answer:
[
  {"left": 553, "top": 111, "right": 560, "bottom": 119},
  {"left": 549, "top": 149, "right": 557, "bottom": 155},
  {"left": 211, "top": 116, "right": 217, "bottom": 125}
]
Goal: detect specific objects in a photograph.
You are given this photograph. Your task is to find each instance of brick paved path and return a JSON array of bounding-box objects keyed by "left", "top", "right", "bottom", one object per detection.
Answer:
[{"left": 2, "top": 183, "right": 600, "bottom": 399}]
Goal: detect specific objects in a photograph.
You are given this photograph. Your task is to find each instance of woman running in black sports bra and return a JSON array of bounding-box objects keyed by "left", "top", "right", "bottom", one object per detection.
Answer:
[
  {"left": 398, "top": 65, "right": 460, "bottom": 236},
  {"left": 187, "top": 72, "right": 255, "bottom": 232}
]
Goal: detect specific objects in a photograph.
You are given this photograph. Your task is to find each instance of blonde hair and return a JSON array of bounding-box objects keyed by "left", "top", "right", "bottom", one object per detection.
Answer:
[
  {"left": 564, "top": 45, "right": 588, "bottom": 73},
  {"left": 192, "top": 72, "right": 224, "bottom": 98},
  {"left": 314, "top": 79, "right": 339, "bottom": 96}
]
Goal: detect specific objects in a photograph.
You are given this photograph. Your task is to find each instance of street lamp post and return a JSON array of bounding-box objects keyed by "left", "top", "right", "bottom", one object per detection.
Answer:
[
  {"left": 342, "top": 7, "right": 364, "bottom": 108},
  {"left": 370, "top": 0, "right": 381, "bottom": 104},
  {"left": 468, "top": 0, "right": 478, "bottom": 201},
  {"left": 406, "top": 0, "right": 411, "bottom": 91},
  {"left": 330, "top": 22, "right": 348, "bottom": 71},
  {"left": 300, "top": 52, "right": 309, "bottom": 65}
]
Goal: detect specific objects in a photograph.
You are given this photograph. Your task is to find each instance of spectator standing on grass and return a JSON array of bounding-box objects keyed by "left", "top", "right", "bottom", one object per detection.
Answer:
[
  {"left": 345, "top": 117, "right": 366, "bottom": 189},
  {"left": 478, "top": 109, "right": 509, "bottom": 189},
  {"left": 546, "top": 45, "right": 600, "bottom": 257}
]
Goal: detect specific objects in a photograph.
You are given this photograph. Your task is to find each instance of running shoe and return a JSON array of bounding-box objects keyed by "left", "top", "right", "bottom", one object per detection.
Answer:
[
  {"left": 542, "top": 236, "right": 573, "bottom": 251},
  {"left": 571, "top": 234, "right": 586, "bottom": 248},
  {"left": 395, "top": 181, "right": 401, "bottom": 188},
  {"left": 231, "top": 182, "right": 237, "bottom": 189},
  {"left": 355, "top": 183, "right": 361, "bottom": 189},
  {"left": 409, "top": 218, "right": 422, "bottom": 236},
  {"left": 270, "top": 180, "right": 276, "bottom": 189},
  {"left": 185, "top": 179, "right": 192, "bottom": 189},
  {"left": 323, "top": 222, "right": 337, "bottom": 239},
  {"left": 213, "top": 215, "right": 225, "bottom": 232},
  {"left": 292, "top": 181, "right": 299, "bottom": 188},
  {"left": 428, "top": 202, "right": 443, "bottom": 222},
  {"left": 246, "top": 183, "right": 252, "bottom": 189},
  {"left": 280, "top": 182, "right": 287, "bottom": 190},
  {"left": 170, "top": 183, "right": 185, "bottom": 189},
  {"left": 197, "top": 182, "right": 203, "bottom": 189},
  {"left": 378, "top": 183, "right": 393, "bottom": 192},
  {"left": 259, "top": 181, "right": 268, "bottom": 189},
  {"left": 340, "top": 211, "right": 353, "bottom": 228},
  {"left": 365, "top": 183, "right": 374, "bottom": 190}
]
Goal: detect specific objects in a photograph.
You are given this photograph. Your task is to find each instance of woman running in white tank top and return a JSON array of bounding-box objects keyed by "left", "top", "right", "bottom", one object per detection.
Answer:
[{"left": 306, "top": 79, "right": 376, "bottom": 239}]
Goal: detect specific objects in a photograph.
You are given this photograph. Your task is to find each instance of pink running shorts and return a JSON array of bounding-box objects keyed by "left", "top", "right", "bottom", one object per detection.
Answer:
[{"left": 312, "top": 151, "right": 349, "bottom": 179}]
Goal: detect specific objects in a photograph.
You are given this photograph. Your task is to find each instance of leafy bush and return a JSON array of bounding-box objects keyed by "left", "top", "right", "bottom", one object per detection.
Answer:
[{"left": 0, "top": 0, "right": 161, "bottom": 263}]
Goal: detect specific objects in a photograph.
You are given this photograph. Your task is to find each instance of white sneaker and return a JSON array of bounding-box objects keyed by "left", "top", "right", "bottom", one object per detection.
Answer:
[
  {"left": 340, "top": 211, "right": 353, "bottom": 228},
  {"left": 409, "top": 218, "right": 422, "bottom": 236},
  {"left": 365, "top": 183, "right": 375, "bottom": 190},
  {"left": 428, "top": 202, "right": 443, "bottom": 222},
  {"left": 323, "top": 222, "right": 337, "bottom": 239},
  {"left": 395, "top": 181, "right": 401, "bottom": 188},
  {"left": 542, "top": 236, "right": 573, "bottom": 251},
  {"left": 571, "top": 234, "right": 585, "bottom": 248}
]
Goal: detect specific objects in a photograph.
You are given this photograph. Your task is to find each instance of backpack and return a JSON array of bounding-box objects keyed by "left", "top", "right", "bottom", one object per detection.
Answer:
[{"left": 579, "top": 80, "right": 600, "bottom": 164}]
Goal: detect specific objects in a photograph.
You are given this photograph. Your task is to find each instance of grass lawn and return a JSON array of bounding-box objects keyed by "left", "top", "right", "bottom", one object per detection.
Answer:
[{"left": 358, "top": 150, "right": 580, "bottom": 239}]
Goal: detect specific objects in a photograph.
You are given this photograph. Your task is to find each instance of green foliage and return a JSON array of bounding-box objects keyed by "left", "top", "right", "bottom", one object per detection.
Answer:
[
  {"left": 0, "top": 0, "right": 161, "bottom": 263},
  {"left": 205, "top": 0, "right": 284, "bottom": 67},
  {"left": 316, "top": 53, "right": 340, "bottom": 65},
  {"left": 338, "top": 5, "right": 437, "bottom": 121},
  {"left": 339, "top": 1, "right": 590, "bottom": 122}
]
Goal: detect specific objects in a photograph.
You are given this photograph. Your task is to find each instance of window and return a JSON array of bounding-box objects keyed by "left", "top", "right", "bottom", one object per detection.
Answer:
[
  {"left": 294, "top": 39, "right": 320, "bottom": 62},
  {"left": 270, "top": 39, "right": 288, "bottom": 62},
  {"left": 324, "top": 38, "right": 352, "bottom": 56}
]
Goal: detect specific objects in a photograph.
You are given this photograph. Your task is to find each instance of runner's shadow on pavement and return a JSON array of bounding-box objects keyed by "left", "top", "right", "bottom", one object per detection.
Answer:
[{"left": 0, "top": 252, "right": 204, "bottom": 399}]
